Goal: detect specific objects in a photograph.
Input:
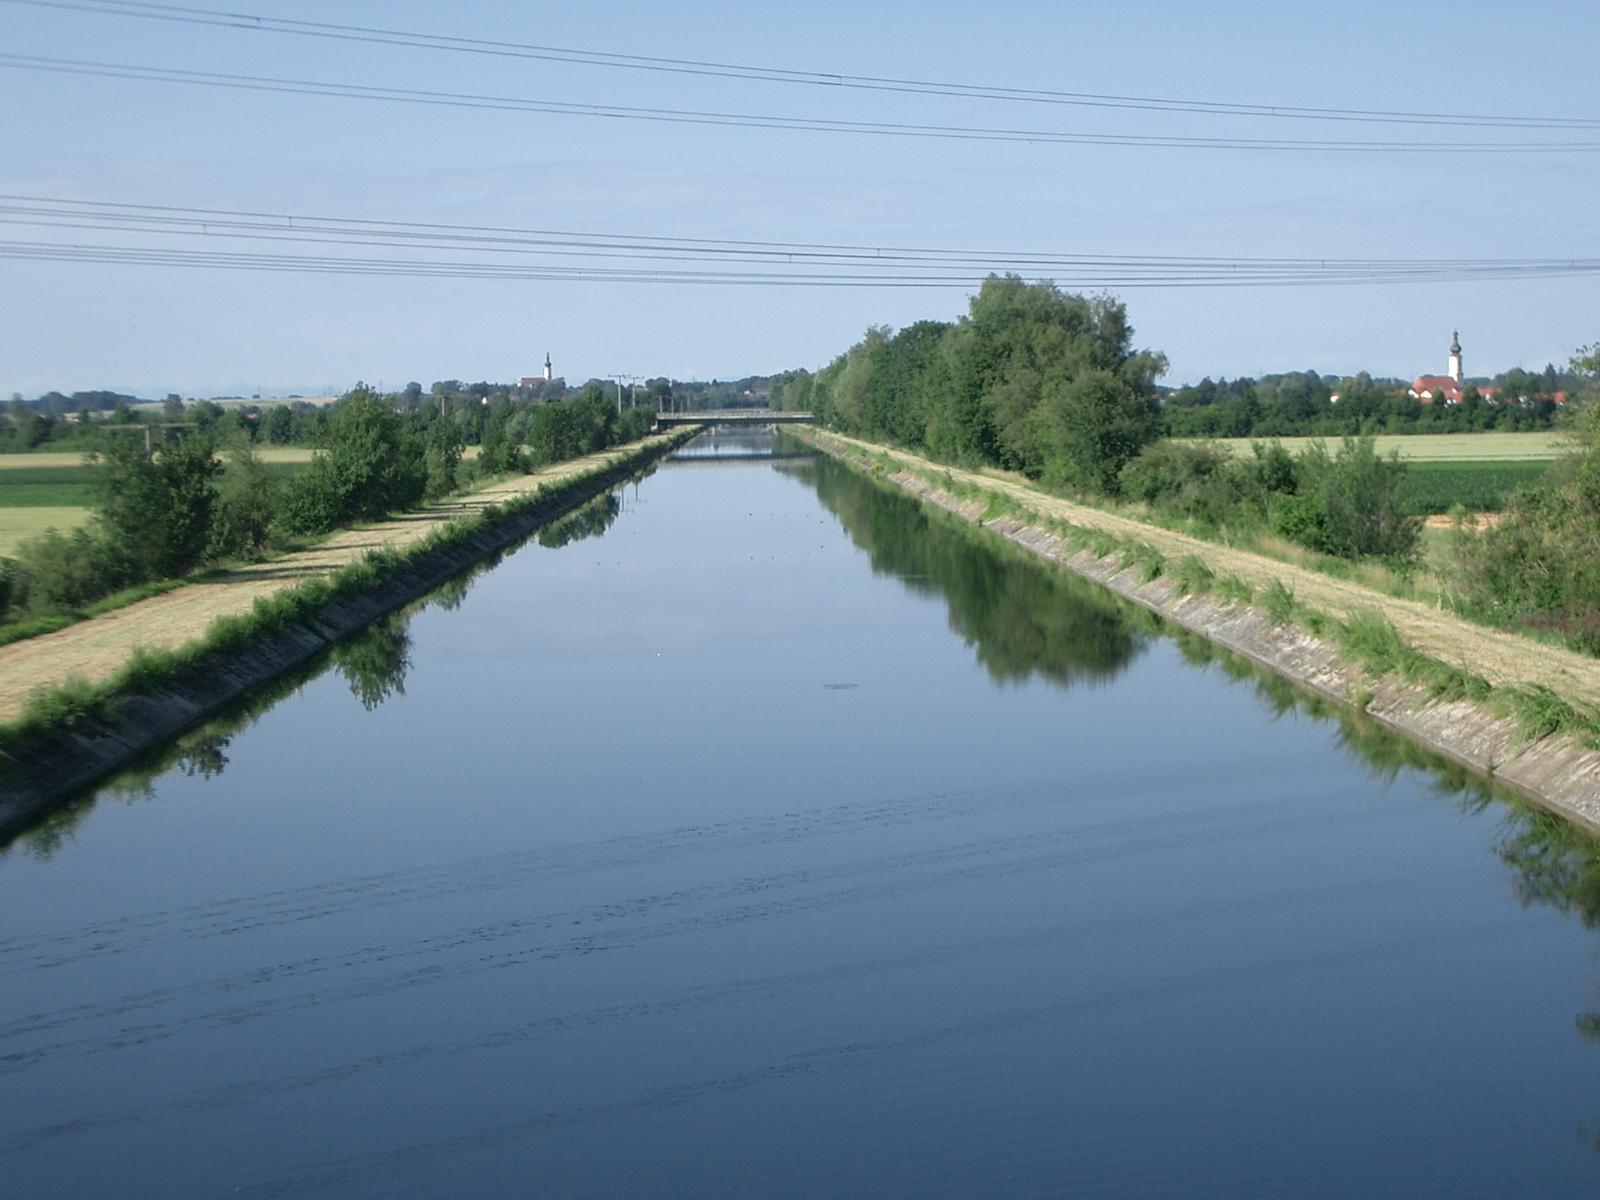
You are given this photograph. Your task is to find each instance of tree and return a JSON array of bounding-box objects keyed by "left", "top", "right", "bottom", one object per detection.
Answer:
[
  {"left": 1273, "top": 437, "right": 1420, "bottom": 563},
  {"left": 278, "top": 389, "right": 426, "bottom": 534},
  {"left": 206, "top": 443, "right": 278, "bottom": 560},
  {"left": 424, "top": 413, "right": 464, "bottom": 499},
  {"left": 1028, "top": 369, "right": 1161, "bottom": 492},
  {"left": 97, "top": 431, "right": 223, "bottom": 580}
]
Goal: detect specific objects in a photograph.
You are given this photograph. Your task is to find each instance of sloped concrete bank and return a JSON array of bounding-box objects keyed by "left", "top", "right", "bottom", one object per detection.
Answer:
[
  {"left": 0, "top": 435, "right": 691, "bottom": 839},
  {"left": 825, "top": 445, "right": 1600, "bottom": 835}
]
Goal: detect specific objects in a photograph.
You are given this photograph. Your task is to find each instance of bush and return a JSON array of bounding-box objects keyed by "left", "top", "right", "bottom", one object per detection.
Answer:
[
  {"left": 1270, "top": 437, "right": 1419, "bottom": 563},
  {"left": 1119, "top": 440, "right": 1228, "bottom": 502},
  {"left": 10, "top": 526, "right": 125, "bottom": 613},
  {"left": 1118, "top": 438, "right": 1297, "bottom": 532},
  {"left": 1452, "top": 409, "right": 1600, "bottom": 649},
  {"left": 97, "top": 432, "right": 223, "bottom": 581},
  {"left": 277, "top": 390, "right": 426, "bottom": 535},
  {"left": 206, "top": 444, "right": 279, "bottom": 560}
]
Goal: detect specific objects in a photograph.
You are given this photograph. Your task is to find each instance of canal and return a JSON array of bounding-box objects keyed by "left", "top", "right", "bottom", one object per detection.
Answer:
[{"left": 2, "top": 430, "right": 1598, "bottom": 1198}]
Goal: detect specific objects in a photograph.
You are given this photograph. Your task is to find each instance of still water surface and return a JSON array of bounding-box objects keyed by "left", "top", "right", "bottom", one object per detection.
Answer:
[{"left": 3, "top": 432, "right": 1600, "bottom": 1197}]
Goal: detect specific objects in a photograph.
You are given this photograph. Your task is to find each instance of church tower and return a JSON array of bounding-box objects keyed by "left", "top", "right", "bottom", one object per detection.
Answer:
[
  {"left": 543, "top": 352, "right": 552, "bottom": 384},
  {"left": 1448, "top": 332, "right": 1463, "bottom": 384}
]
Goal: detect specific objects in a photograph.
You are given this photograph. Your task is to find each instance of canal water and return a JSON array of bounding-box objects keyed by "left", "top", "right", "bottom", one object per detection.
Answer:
[{"left": 3, "top": 431, "right": 1599, "bottom": 1198}]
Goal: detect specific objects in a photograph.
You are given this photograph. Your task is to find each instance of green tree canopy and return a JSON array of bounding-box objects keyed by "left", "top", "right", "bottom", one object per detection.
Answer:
[{"left": 805, "top": 276, "right": 1165, "bottom": 493}]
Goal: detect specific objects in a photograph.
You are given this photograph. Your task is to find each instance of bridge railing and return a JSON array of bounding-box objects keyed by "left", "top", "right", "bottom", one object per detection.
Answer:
[{"left": 655, "top": 410, "right": 815, "bottom": 424}]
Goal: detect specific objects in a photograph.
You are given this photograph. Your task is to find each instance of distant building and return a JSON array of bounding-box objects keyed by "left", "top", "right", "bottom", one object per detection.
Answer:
[
  {"left": 517, "top": 354, "right": 554, "bottom": 390},
  {"left": 1411, "top": 331, "right": 1481, "bottom": 404}
]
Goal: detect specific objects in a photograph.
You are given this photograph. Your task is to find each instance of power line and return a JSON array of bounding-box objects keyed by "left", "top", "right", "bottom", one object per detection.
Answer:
[
  {"left": 19, "top": 194, "right": 1594, "bottom": 272},
  {"left": 7, "top": 0, "right": 1598, "bottom": 134},
  {"left": 4, "top": 52, "right": 1599, "bottom": 154},
  {"left": 4, "top": 195, "right": 1599, "bottom": 284},
  {"left": 4, "top": 198, "right": 1600, "bottom": 287},
  {"left": 5, "top": 239, "right": 1591, "bottom": 286}
]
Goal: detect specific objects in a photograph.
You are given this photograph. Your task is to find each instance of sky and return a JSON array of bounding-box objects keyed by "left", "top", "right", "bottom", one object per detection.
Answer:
[{"left": 2, "top": 0, "right": 1599, "bottom": 397}]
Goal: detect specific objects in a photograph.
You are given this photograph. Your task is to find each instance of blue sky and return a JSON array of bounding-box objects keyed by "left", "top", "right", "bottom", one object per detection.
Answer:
[{"left": 3, "top": 0, "right": 1598, "bottom": 397}]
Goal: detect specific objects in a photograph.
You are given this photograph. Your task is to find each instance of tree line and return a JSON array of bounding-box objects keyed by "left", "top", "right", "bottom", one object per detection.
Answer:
[
  {"left": 0, "top": 383, "right": 653, "bottom": 632},
  {"left": 780, "top": 275, "right": 1422, "bottom": 565},
  {"left": 1161, "top": 366, "right": 1579, "bottom": 439},
  {"left": 784, "top": 281, "right": 1600, "bottom": 655},
  {"left": 2, "top": 373, "right": 789, "bottom": 455}
]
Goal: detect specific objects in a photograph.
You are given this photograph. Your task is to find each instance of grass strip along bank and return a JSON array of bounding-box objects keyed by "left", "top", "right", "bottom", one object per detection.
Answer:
[
  {"left": 0, "top": 430, "right": 697, "bottom": 820},
  {"left": 804, "top": 429, "right": 1600, "bottom": 831}
]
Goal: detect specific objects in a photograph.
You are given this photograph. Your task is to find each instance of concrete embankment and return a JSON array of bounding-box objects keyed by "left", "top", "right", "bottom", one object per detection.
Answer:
[
  {"left": 806, "top": 431, "right": 1600, "bottom": 835},
  {"left": 0, "top": 431, "right": 696, "bottom": 837}
]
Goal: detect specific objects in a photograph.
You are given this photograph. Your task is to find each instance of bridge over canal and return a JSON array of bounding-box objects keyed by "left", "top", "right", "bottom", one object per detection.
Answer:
[{"left": 654, "top": 409, "right": 815, "bottom": 428}]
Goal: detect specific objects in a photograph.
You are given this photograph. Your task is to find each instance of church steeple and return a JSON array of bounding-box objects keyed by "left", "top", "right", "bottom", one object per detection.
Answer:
[
  {"left": 1447, "top": 331, "right": 1463, "bottom": 383},
  {"left": 543, "top": 352, "right": 552, "bottom": 383}
]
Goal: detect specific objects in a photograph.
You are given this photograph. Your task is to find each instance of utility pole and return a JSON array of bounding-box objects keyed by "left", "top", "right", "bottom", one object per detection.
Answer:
[{"left": 610, "top": 375, "right": 643, "bottom": 416}]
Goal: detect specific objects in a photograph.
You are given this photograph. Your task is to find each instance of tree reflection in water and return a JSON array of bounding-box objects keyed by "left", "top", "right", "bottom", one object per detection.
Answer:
[
  {"left": 11, "top": 453, "right": 1600, "bottom": 1099},
  {"left": 331, "top": 615, "right": 412, "bottom": 711},
  {"left": 794, "top": 449, "right": 1600, "bottom": 1109},
  {"left": 788, "top": 454, "right": 1151, "bottom": 688}
]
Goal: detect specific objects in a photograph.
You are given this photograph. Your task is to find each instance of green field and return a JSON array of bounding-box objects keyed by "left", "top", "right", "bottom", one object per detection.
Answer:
[
  {"left": 0, "top": 507, "right": 91, "bottom": 555},
  {"left": 1403, "top": 461, "right": 1551, "bottom": 514},
  {"left": 0, "top": 458, "right": 311, "bottom": 556},
  {"left": 1195, "top": 431, "right": 1569, "bottom": 462},
  {"left": 0, "top": 466, "right": 100, "bottom": 508}
]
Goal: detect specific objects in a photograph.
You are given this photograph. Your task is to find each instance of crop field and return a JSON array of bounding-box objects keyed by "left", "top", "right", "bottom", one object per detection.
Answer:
[
  {"left": 0, "top": 466, "right": 98, "bottom": 508},
  {"left": 1403, "top": 460, "right": 1550, "bottom": 514},
  {"left": 0, "top": 507, "right": 91, "bottom": 555},
  {"left": 0, "top": 456, "right": 313, "bottom": 556},
  {"left": 1196, "top": 431, "right": 1569, "bottom": 462}
]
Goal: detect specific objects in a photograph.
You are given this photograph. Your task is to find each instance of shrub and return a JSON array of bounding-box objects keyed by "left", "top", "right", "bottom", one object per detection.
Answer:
[
  {"left": 277, "top": 390, "right": 426, "bottom": 534},
  {"left": 97, "top": 432, "right": 223, "bottom": 580},
  {"left": 1272, "top": 437, "right": 1420, "bottom": 564},
  {"left": 207, "top": 444, "right": 279, "bottom": 560},
  {"left": 10, "top": 526, "right": 125, "bottom": 613},
  {"left": 1452, "top": 407, "right": 1600, "bottom": 650}
]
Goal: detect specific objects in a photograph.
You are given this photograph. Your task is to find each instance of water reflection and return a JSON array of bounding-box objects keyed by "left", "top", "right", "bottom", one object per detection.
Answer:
[
  {"left": 789, "top": 448, "right": 1600, "bottom": 1093},
  {"left": 670, "top": 427, "right": 818, "bottom": 463},
  {"left": 0, "top": 489, "right": 631, "bottom": 856},
  {"left": 787, "top": 453, "right": 1150, "bottom": 688},
  {"left": 537, "top": 491, "right": 620, "bottom": 548},
  {"left": 7, "top": 439, "right": 1600, "bottom": 1190},
  {"left": 331, "top": 615, "right": 412, "bottom": 711}
]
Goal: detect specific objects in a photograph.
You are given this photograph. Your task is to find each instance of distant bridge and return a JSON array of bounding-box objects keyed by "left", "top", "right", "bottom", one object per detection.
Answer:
[{"left": 654, "top": 409, "right": 815, "bottom": 428}]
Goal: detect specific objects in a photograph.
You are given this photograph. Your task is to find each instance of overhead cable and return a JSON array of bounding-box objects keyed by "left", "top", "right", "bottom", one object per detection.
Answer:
[
  {"left": 4, "top": 197, "right": 1599, "bottom": 287},
  {"left": 7, "top": 0, "right": 1598, "bottom": 133},
  {"left": 3, "top": 53, "right": 1597, "bottom": 154}
]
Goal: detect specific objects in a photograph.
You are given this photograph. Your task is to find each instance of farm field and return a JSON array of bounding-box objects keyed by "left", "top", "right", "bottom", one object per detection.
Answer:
[
  {"left": 0, "top": 507, "right": 91, "bottom": 555},
  {"left": 0, "top": 454, "right": 315, "bottom": 556},
  {"left": 1403, "top": 460, "right": 1549, "bottom": 513},
  {"left": 1196, "top": 431, "right": 1569, "bottom": 462},
  {"left": 0, "top": 445, "right": 319, "bottom": 468}
]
